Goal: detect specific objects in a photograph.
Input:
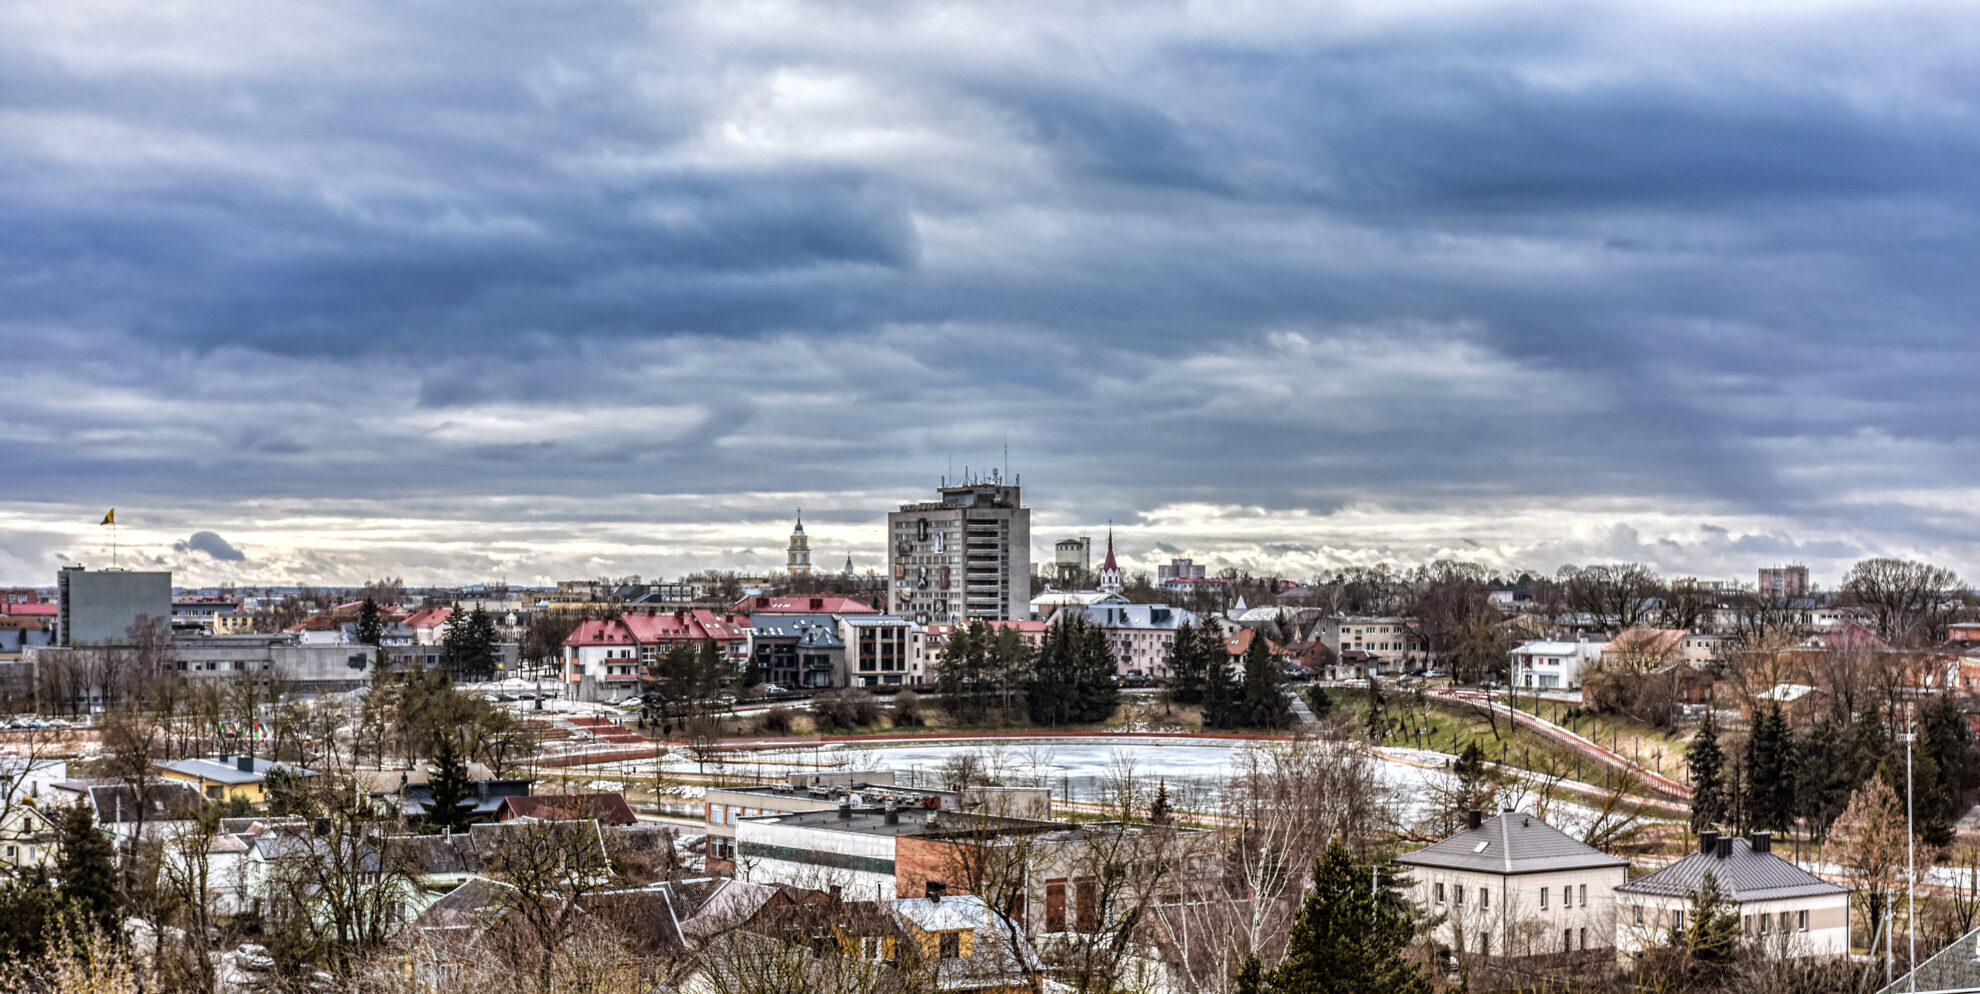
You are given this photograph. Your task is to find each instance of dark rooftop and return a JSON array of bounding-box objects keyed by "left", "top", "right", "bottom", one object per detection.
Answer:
[
  {"left": 1395, "top": 811, "right": 1629, "bottom": 876},
  {"left": 1616, "top": 837, "right": 1846, "bottom": 903}
]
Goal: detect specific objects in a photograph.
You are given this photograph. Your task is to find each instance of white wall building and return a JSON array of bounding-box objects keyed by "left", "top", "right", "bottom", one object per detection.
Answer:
[
  {"left": 1614, "top": 831, "right": 1848, "bottom": 960},
  {"left": 1509, "top": 639, "right": 1608, "bottom": 691},
  {"left": 1395, "top": 810, "right": 1630, "bottom": 958}
]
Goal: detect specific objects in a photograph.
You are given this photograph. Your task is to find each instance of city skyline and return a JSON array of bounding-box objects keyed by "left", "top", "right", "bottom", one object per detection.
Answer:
[{"left": 6, "top": 1, "right": 1979, "bottom": 586}]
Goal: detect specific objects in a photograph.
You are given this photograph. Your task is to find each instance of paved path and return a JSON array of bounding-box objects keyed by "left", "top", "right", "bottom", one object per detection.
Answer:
[{"left": 1427, "top": 687, "right": 1691, "bottom": 799}]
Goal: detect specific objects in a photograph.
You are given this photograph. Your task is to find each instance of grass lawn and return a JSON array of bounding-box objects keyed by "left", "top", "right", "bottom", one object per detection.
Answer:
[{"left": 1503, "top": 693, "right": 1693, "bottom": 784}]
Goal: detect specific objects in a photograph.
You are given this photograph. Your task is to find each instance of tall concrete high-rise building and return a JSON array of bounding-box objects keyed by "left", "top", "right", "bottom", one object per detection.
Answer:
[
  {"left": 886, "top": 474, "right": 1030, "bottom": 624},
  {"left": 1757, "top": 565, "right": 1809, "bottom": 599},
  {"left": 56, "top": 566, "right": 171, "bottom": 646}
]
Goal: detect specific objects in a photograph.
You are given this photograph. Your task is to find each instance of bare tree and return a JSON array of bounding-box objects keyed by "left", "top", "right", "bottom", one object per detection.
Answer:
[
  {"left": 1842, "top": 557, "right": 1964, "bottom": 647},
  {"left": 483, "top": 817, "right": 628, "bottom": 992},
  {"left": 1832, "top": 776, "right": 1911, "bottom": 960},
  {"left": 1560, "top": 563, "right": 1663, "bottom": 634}
]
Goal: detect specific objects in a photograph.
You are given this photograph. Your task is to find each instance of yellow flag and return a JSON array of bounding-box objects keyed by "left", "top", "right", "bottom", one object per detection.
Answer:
[{"left": 100, "top": 509, "right": 115, "bottom": 526}]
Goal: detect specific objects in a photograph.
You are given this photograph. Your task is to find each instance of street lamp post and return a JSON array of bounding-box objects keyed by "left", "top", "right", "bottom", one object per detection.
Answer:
[{"left": 1902, "top": 712, "right": 1917, "bottom": 992}]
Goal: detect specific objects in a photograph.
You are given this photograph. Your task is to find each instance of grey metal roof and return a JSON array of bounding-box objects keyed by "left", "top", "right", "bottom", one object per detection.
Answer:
[
  {"left": 1615, "top": 838, "right": 1847, "bottom": 902},
  {"left": 1394, "top": 812, "right": 1629, "bottom": 875},
  {"left": 1877, "top": 921, "right": 1980, "bottom": 994},
  {"left": 156, "top": 756, "right": 314, "bottom": 786}
]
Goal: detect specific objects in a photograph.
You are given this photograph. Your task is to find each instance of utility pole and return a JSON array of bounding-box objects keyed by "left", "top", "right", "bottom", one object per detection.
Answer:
[{"left": 1903, "top": 708, "right": 1917, "bottom": 992}]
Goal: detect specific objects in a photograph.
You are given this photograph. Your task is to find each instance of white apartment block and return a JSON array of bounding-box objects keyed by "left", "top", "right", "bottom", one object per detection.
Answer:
[
  {"left": 1510, "top": 640, "right": 1607, "bottom": 691},
  {"left": 1317, "top": 616, "right": 1427, "bottom": 673}
]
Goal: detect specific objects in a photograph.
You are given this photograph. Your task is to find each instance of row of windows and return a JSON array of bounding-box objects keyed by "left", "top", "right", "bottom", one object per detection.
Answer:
[
  {"left": 1632, "top": 906, "right": 1808, "bottom": 934},
  {"left": 1435, "top": 882, "right": 1589, "bottom": 909}
]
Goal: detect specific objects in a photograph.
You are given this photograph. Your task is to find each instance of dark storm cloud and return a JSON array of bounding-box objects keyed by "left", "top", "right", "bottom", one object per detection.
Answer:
[
  {"left": 4, "top": 0, "right": 1979, "bottom": 583},
  {"left": 175, "top": 531, "right": 246, "bottom": 561}
]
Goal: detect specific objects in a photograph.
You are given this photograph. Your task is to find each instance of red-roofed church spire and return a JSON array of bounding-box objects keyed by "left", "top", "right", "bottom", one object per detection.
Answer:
[{"left": 1099, "top": 525, "right": 1123, "bottom": 594}]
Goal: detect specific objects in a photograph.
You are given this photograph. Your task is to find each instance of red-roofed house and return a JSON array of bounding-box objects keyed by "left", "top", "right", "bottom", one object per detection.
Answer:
[
  {"left": 560, "top": 609, "right": 755, "bottom": 702},
  {"left": 404, "top": 608, "right": 454, "bottom": 645},
  {"left": 495, "top": 793, "right": 638, "bottom": 826},
  {"left": 731, "top": 595, "right": 879, "bottom": 616}
]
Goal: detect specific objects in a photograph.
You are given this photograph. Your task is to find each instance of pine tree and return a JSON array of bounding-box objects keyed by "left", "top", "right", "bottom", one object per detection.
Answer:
[
  {"left": 1452, "top": 740, "right": 1494, "bottom": 815},
  {"left": 1364, "top": 675, "right": 1388, "bottom": 742},
  {"left": 1307, "top": 683, "right": 1334, "bottom": 716},
  {"left": 442, "top": 606, "right": 500, "bottom": 681},
  {"left": 1238, "top": 839, "right": 1432, "bottom": 994},
  {"left": 1922, "top": 691, "right": 1970, "bottom": 847},
  {"left": 936, "top": 621, "right": 991, "bottom": 724},
  {"left": 1687, "top": 706, "right": 1728, "bottom": 832},
  {"left": 0, "top": 872, "right": 64, "bottom": 965},
  {"left": 1236, "top": 633, "right": 1292, "bottom": 730},
  {"left": 1148, "top": 778, "right": 1173, "bottom": 826},
  {"left": 425, "top": 734, "right": 477, "bottom": 832},
  {"left": 1025, "top": 615, "right": 1119, "bottom": 726},
  {"left": 1166, "top": 621, "right": 1208, "bottom": 705},
  {"left": 1202, "top": 640, "right": 1238, "bottom": 729},
  {"left": 1684, "top": 870, "right": 1741, "bottom": 964},
  {"left": 1794, "top": 715, "right": 1855, "bottom": 837},
  {"left": 54, "top": 801, "right": 119, "bottom": 936},
  {"left": 355, "top": 596, "right": 385, "bottom": 648},
  {"left": 1743, "top": 703, "right": 1793, "bottom": 832}
]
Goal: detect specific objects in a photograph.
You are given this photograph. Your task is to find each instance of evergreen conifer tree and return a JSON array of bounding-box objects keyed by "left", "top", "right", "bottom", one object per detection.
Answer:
[
  {"left": 1166, "top": 621, "right": 1208, "bottom": 705},
  {"left": 1687, "top": 706, "right": 1728, "bottom": 832},
  {"left": 355, "top": 596, "right": 385, "bottom": 648},
  {"left": 1364, "top": 675, "right": 1388, "bottom": 742},
  {"left": 1234, "top": 839, "right": 1432, "bottom": 994},
  {"left": 54, "top": 801, "right": 119, "bottom": 936},
  {"left": 1025, "top": 615, "right": 1119, "bottom": 725},
  {"left": 1684, "top": 870, "right": 1741, "bottom": 964},
  {"left": 1237, "top": 633, "right": 1292, "bottom": 729},
  {"left": 1202, "top": 639, "right": 1238, "bottom": 728},
  {"left": 425, "top": 734, "right": 476, "bottom": 833}
]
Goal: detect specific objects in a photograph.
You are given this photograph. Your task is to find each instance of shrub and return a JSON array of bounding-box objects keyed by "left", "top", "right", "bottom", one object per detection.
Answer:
[
  {"left": 892, "top": 691, "right": 925, "bottom": 728},
  {"left": 759, "top": 706, "right": 793, "bottom": 734}
]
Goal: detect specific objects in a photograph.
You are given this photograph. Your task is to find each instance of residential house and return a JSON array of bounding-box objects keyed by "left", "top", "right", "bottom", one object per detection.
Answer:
[
  {"left": 404, "top": 608, "right": 454, "bottom": 645},
  {"left": 1614, "top": 831, "right": 1847, "bottom": 959},
  {"left": 747, "top": 614, "right": 846, "bottom": 690},
  {"left": 1076, "top": 603, "right": 1199, "bottom": 678},
  {"left": 83, "top": 781, "right": 208, "bottom": 843},
  {"left": 495, "top": 792, "right": 638, "bottom": 826},
  {"left": 1510, "top": 640, "right": 1608, "bottom": 692},
  {"left": 1600, "top": 629, "right": 1690, "bottom": 671},
  {"left": 559, "top": 609, "right": 753, "bottom": 702},
  {"left": 1315, "top": 616, "right": 1426, "bottom": 675},
  {"left": 156, "top": 754, "right": 315, "bottom": 805},
  {"left": 0, "top": 804, "right": 58, "bottom": 874},
  {"left": 1395, "top": 809, "right": 1630, "bottom": 958}
]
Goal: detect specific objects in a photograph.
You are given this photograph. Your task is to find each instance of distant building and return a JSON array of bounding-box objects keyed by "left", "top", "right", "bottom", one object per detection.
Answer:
[
  {"left": 1396, "top": 809, "right": 1630, "bottom": 958},
  {"left": 1052, "top": 537, "right": 1091, "bottom": 584},
  {"left": 56, "top": 566, "right": 171, "bottom": 646},
  {"left": 156, "top": 755, "right": 315, "bottom": 806},
  {"left": 1615, "top": 830, "right": 1847, "bottom": 959},
  {"left": 1510, "top": 639, "right": 1607, "bottom": 691},
  {"left": 787, "top": 512, "right": 812, "bottom": 575},
  {"left": 1157, "top": 558, "right": 1206, "bottom": 584},
  {"left": 748, "top": 614, "right": 846, "bottom": 690},
  {"left": 1077, "top": 603, "right": 1197, "bottom": 678},
  {"left": 1315, "top": 616, "right": 1426, "bottom": 674},
  {"left": 559, "top": 610, "right": 752, "bottom": 702},
  {"left": 1758, "top": 565, "right": 1810, "bottom": 600},
  {"left": 886, "top": 476, "right": 1030, "bottom": 625},
  {"left": 840, "top": 614, "right": 920, "bottom": 687}
]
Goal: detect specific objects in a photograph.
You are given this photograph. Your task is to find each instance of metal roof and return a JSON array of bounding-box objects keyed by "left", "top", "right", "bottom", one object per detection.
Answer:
[
  {"left": 1615, "top": 838, "right": 1847, "bottom": 902},
  {"left": 1394, "top": 811, "right": 1629, "bottom": 876}
]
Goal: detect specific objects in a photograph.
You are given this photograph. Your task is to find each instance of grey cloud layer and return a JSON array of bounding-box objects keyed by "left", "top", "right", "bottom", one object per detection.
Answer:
[{"left": 3, "top": 0, "right": 1977, "bottom": 584}]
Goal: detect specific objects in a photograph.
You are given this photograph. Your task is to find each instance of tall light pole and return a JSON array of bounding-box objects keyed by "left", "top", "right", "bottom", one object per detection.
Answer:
[{"left": 1903, "top": 710, "right": 1917, "bottom": 992}]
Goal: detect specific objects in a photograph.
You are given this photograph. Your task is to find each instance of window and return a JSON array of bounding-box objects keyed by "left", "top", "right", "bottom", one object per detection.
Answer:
[
  {"left": 1780, "top": 911, "right": 1792, "bottom": 933},
  {"left": 1481, "top": 887, "right": 1490, "bottom": 910},
  {"left": 1797, "top": 910, "right": 1808, "bottom": 932},
  {"left": 1579, "top": 927, "right": 1587, "bottom": 950},
  {"left": 1540, "top": 888, "right": 1548, "bottom": 910},
  {"left": 939, "top": 931, "right": 960, "bottom": 959},
  {"left": 1579, "top": 884, "right": 1587, "bottom": 907},
  {"left": 1672, "top": 910, "right": 1684, "bottom": 933},
  {"left": 1562, "top": 886, "right": 1571, "bottom": 909},
  {"left": 1435, "top": 883, "right": 1445, "bottom": 904},
  {"left": 1563, "top": 929, "right": 1572, "bottom": 953},
  {"left": 1454, "top": 884, "right": 1464, "bottom": 906},
  {"left": 1633, "top": 905, "right": 1644, "bottom": 926},
  {"left": 1758, "top": 914, "right": 1770, "bottom": 935},
  {"left": 1045, "top": 880, "right": 1066, "bottom": 933}
]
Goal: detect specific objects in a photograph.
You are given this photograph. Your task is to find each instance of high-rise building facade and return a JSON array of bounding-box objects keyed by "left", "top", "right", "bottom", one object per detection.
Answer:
[
  {"left": 887, "top": 476, "right": 1030, "bottom": 624},
  {"left": 56, "top": 566, "right": 171, "bottom": 646},
  {"left": 1757, "top": 565, "right": 1809, "bottom": 600}
]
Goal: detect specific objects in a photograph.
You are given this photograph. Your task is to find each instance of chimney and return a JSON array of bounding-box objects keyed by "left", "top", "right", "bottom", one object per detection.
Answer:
[
  {"left": 1751, "top": 831, "right": 1771, "bottom": 855},
  {"left": 925, "top": 881, "right": 947, "bottom": 902},
  {"left": 838, "top": 802, "right": 852, "bottom": 820},
  {"left": 1467, "top": 810, "right": 1483, "bottom": 831},
  {"left": 1716, "top": 837, "right": 1733, "bottom": 860},
  {"left": 237, "top": 755, "right": 255, "bottom": 773},
  {"left": 1699, "top": 830, "right": 1718, "bottom": 856}
]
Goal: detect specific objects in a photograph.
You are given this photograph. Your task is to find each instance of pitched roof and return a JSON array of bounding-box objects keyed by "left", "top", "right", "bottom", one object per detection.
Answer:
[
  {"left": 1604, "top": 628, "right": 1689, "bottom": 656},
  {"left": 731, "top": 595, "right": 878, "bottom": 616},
  {"left": 1395, "top": 811, "right": 1628, "bottom": 875},
  {"left": 156, "top": 756, "right": 314, "bottom": 786},
  {"left": 403, "top": 607, "right": 454, "bottom": 630},
  {"left": 1616, "top": 837, "right": 1846, "bottom": 902},
  {"left": 87, "top": 782, "right": 207, "bottom": 824},
  {"left": 495, "top": 793, "right": 638, "bottom": 826},
  {"left": 1102, "top": 529, "right": 1119, "bottom": 572}
]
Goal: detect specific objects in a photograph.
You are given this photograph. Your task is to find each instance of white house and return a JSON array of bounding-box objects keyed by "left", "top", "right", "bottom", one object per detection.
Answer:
[
  {"left": 1614, "top": 831, "right": 1848, "bottom": 959},
  {"left": 1395, "top": 809, "right": 1630, "bottom": 958},
  {"left": 1509, "top": 640, "right": 1608, "bottom": 692}
]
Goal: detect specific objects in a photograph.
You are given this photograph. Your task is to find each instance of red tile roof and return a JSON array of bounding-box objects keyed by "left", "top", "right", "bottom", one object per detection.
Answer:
[
  {"left": 1, "top": 603, "right": 57, "bottom": 616},
  {"left": 404, "top": 608, "right": 454, "bottom": 631},
  {"left": 731, "top": 595, "right": 879, "bottom": 616},
  {"left": 495, "top": 793, "right": 638, "bottom": 826},
  {"left": 565, "top": 610, "right": 753, "bottom": 648}
]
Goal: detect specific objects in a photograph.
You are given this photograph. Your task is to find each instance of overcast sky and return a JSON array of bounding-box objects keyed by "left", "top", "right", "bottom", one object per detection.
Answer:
[{"left": 4, "top": 0, "right": 1977, "bottom": 589}]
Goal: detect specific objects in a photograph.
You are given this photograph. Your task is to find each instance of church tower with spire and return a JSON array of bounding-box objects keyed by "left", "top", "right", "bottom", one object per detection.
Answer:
[
  {"left": 786, "top": 511, "right": 812, "bottom": 575},
  {"left": 1098, "top": 527, "right": 1123, "bottom": 594}
]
